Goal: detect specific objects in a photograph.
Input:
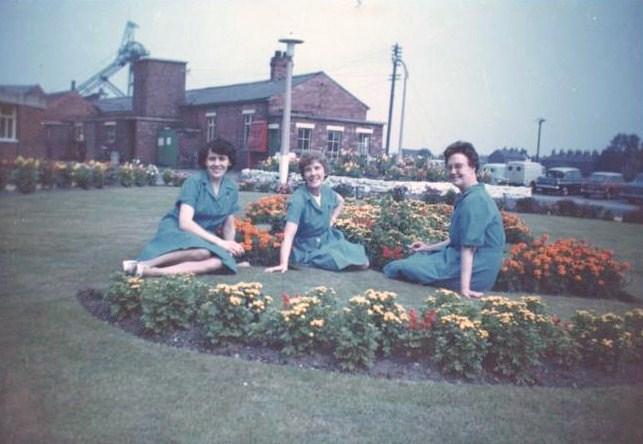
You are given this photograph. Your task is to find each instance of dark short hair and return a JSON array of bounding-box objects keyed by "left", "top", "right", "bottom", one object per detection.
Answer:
[
  {"left": 298, "top": 151, "right": 329, "bottom": 177},
  {"left": 197, "top": 138, "right": 236, "bottom": 169},
  {"left": 443, "top": 141, "right": 479, "bottom": 172}
]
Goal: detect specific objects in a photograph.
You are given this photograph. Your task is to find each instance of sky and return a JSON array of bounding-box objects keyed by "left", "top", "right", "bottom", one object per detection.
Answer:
[{"left": 1, "top": 0, "right": 641, "bottom": 156}]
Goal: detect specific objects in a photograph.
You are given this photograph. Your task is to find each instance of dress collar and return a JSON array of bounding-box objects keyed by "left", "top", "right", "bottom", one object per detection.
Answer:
[{"left": 199, "top": 170, "right": 233, "bottom": 199}]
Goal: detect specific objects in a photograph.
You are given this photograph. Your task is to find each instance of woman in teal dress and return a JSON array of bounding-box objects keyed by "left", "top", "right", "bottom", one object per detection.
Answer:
[
  {"left": 123, "top": 139, "right": 245, "bottom": 277},
  {"left": 265, "top": 151, "right": 369, "bottom": 273},
  {"left": 383, "top": 141, "right": 505, "bottom": 297}
]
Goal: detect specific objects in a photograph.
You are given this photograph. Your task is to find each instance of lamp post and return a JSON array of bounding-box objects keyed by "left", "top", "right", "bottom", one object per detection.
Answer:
[
  {"left": 535, "top": 118, "right": 546, "bottom": 162},
  {"left": 397, "top": 59, "right": 409, "bottom": 160},
  {"left": 278, "top": 37, "right": 304, "bottom": 185}
]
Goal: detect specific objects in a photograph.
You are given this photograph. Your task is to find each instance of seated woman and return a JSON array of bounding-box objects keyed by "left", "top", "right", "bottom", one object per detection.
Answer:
[
  {"left": 383, "top": 141, "right": 505, "bottom": 298},
  {"left": 123, "top": 138, "right": 245, "bottom": 277},
  {"left": 265, "top": 151, "right": 369, "bottom": 273}
]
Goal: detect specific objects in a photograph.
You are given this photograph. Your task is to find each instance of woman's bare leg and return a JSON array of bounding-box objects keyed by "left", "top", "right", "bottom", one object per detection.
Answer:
[
  {"left": 139, "top": 249, "right": 211, "bottom": 268},
  {"left": 141, "top": 257, "right": 224, "bottom": 277}
]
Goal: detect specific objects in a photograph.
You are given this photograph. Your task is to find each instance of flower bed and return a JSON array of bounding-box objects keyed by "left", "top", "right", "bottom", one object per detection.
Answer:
[
  {"left": 243, "top": 195, "right": 532, "bottom": 268},
  {"left": 1, "top": 156, "right": 187, "bottom": 193},
  {"left": 496, "top": 236, "right": 631, "bottom": 299},
  {"left": 95, "top": 276, "right": 643, "bottom": 384}
]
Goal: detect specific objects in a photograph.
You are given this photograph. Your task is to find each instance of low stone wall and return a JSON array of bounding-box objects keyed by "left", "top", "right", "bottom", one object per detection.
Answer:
[{"left": 240, "top": 168, "right": 532, "bottom": 199}]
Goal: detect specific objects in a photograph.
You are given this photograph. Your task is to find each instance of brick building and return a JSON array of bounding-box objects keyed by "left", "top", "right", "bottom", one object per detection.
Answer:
[{"left": 1, "top": 50, "right": 384, "bottom": 168}]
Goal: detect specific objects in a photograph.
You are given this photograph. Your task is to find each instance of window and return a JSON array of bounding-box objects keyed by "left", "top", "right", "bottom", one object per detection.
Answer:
[
  {"left": 0, "top": 104, "right": 17, "bottom": 141},
  {"left": 105, "top": 122, "right": 116, "bottom": 144},
  {"left": 74, "top": 123, "right": 84, "bottom": 142},
  {"left": 206, "top": 112, "right": 216, "bottom": 142},
  {"left": 326, "top": 130, "right": 342, "bottom": 159},
  {"left": 297, "top": 128, "right": 312, "bottom": 151},
  {"left": 268, "top": 125, "right": 280, "bottom": 155},
  {"left": 242, "top": 110, "right": 255, "bottom": 148},
  {"left": 357, "top": 133, "right": 370, "bottom": 155}
]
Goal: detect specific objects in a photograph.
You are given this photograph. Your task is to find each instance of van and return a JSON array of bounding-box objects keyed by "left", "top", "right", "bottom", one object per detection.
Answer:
[
  {"left": 481, "top": 163, "right": 507, "bottom": 185},
  {"left": 505, "top": 160, "right": 545, "bottom": 186}
]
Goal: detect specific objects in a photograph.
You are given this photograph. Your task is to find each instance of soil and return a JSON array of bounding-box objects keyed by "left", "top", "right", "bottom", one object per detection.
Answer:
[{"left": 77, "top": 288, "right": 643, "bottom": 388}]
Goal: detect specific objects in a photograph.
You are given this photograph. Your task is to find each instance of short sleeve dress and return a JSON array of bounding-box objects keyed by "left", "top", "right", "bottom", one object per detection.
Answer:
[
  {"left": 137, "top": 171, "right": 240, "bottom": 273},
  {"left": 382, "top": 183, "right": 505, "bottom": 291},
  {"left": 286, "top": 184, "right": 369, "bottom": 271}
]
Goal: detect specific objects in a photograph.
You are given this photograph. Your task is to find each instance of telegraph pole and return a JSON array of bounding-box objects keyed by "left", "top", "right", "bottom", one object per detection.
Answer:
[
  {"left": 535, "top": 118, "right": 546, "bottom": 162},
  {"left": 397, "top": 59, "right": 409, "bottom": 160},
  {"left": 385, "top": 43, "right": 401, "bottom": 156}
]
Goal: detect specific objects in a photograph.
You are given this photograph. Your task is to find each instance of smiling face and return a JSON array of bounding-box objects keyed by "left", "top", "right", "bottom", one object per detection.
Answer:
[
  {"left": 446, "top": 152, "right": 478, "bottom": 190},
  {"left": 303, "top": 159, "right": 325, "bottom": 194},
  {"left": 204, "top": 150, "right": 231, "bottom": 181}
]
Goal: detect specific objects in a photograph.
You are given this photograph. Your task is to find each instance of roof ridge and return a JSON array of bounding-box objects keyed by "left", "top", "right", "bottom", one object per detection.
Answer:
[{"left": 186, "top": 71, "right": 323, "bottom": 93}]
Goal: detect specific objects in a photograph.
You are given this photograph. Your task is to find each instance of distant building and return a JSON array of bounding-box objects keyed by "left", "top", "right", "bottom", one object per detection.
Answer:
[
  {"left": 541, "top": 150, "right": 598, "bottom": 176},
  {"left": 1, "top": 50, "right": 384, "bottom": 168},
  {"left": 488, "top": 147, "right": 529, "bottom": 164},
  {"left": 400, "top": 147, "right": 433, "bottom": 158}
]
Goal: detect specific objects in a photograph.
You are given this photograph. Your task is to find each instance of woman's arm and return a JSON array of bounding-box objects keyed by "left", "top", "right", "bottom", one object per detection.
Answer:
[
  {"left": 409, "top": 237, "right": 450, "bottom": 252},
  {"left": 265, "top": 221, "right": 298, "bottom": 273},
  {"left": 330, "top": 192, "right": 344, "bottom": 226},
  {"left": 178, "top": 204, "right": 244, "bottom": 256},
  {"left": 459, "top": 246, "right": 482, "bottom": 298},
  {"left": 222, "top": 214, "right": 236, "bottom": 241}
]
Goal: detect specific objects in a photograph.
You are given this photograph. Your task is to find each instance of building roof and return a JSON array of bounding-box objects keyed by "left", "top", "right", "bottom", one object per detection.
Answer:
[
  {"left": 0, "top": 84, "right": 47, "bottom": 108},
  {"left": 93, "top": 97, "right": 133, "bottom": 113},
  {"left": 185, "top": 72, "right": 322, "bottom": 106}
]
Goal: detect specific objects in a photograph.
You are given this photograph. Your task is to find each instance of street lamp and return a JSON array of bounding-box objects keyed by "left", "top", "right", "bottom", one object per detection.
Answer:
[
  {"left": 535, "top": 118, "right": 546, "bottom": 162},
  {"left": 278, "top": 37, "right": 304, "bottom": 185},
  {"left": 397, "top": 59, "right": 409, "bottom": 159}
]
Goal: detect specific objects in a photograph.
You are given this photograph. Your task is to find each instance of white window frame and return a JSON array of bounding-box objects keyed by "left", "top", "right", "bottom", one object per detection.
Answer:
[
  {"left": 326, "top": 130, "right": 343, "bottom": 159},
  {"left": 206, "top": 112, "right": 216, "bottom": 142},
  {"left": 243, "top": 111, "right": 254, "bottom": 148},
  {"left": 74, "top": 122, "right": 84, "bottom": 142},
  {"left": 104, "top": 121, "right": 116, "bottom": 144},
  {"left": 0, "top": 103, "right": 17, "bottom": 142},
  {"left": 357, "top": 133, "right": 371, "bottom": 155},
  {"left": 297, "top": 127, "right": 312, "bottom": 151}
]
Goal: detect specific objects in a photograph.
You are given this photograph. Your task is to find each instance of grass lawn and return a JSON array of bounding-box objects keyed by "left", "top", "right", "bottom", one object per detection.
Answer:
[{"left": 1, "top": 186, "right": 642, "bottom": 443}]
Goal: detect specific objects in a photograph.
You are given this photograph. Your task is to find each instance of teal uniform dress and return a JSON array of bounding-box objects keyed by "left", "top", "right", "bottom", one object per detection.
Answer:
[
  {"left": 287, "top": 184, "right": 369, "bottom": 271},
  {"left": 137, "top": 171, "right": 240, "bottom": 273},
  {"left": 383, "top": 183, "right": 505, "bottom": 291}
]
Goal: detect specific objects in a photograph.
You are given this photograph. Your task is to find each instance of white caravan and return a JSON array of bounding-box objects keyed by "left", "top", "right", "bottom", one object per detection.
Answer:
[
  {"left": 505, "top": 160, "right": 545, "bottom": 186},
  {"left": 481, "top": 163, "right": 507, "bottom": 185}
]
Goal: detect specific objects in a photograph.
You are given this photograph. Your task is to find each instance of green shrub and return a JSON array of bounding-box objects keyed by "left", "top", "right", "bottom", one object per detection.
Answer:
[
  {"left": 38, "top": 160, "right": 57, "bottom": 189},
  {"left": 569, "top": 310, "right": 629, "bottom": 371},
  {"left": 140, "top": 274, "right": 205, "bottom": 334},
  {"left": 0, "top": 160, "right": 11, "bottom": 191},
  {"left": 13, "top": 156, "right": 39, "bottom": 194},
  {"left": 357, "top": 289, "right": 409, "bottom": 356},
  {"left": 197, "top": 282, "right": 272, "bottom": 345},
  {"left": 71, "top": 162, "right": 93, "bottom": 189},
  {"left": 479, "top": 296, "right": 548, "bottom": 382},
  {"left": 54, "top": 161, "right": 73, "bottom": 188},
  {"left": 104, "top": 273, "right": 144, "bottom": 320},
  {"left": 145, "top": 164, "right": 159, "bottom": 186},
  {"left": 333, "top": 296, "right": 381, "bottom": 371},
  {"left": 118, "top": 163, "right": 135, "bottom": 187},
  {"left": 133, "top": 163, "right": 148, "bottom": 187},
  {"left": 432, "top": 313, "right": 489, "bottom": 379},
  {"left": 624, "top": 308, "right": 643, "bottom": 362},
  {"left": 262, "top": 287, "right": 336, "bottom": 355}
]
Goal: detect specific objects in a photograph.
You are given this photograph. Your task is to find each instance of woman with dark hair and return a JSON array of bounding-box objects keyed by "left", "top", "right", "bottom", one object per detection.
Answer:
[
  {"left": 383, "top": 141, "right": 505, "bottom": 297},
  {"left": 265, "top": 151, "right": 369, "bottom": 273},
  {"left": 123, "top": 138, "right": 245, "bottom": 277}
]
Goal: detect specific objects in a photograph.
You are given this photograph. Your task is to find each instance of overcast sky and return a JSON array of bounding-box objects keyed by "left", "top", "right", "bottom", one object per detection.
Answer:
[{"left": 1, "top": 0, "right": 641, "bottom": 156}]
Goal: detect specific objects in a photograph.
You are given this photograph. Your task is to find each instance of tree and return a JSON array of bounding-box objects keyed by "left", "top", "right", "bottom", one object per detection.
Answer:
[{"left": 595, "top": 133, "right": 642, "bottom": 180}]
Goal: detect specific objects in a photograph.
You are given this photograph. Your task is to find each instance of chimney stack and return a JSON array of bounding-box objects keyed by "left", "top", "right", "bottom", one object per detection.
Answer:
[{"left": 270, "top": 50, "right": 289, "bottom": 81}]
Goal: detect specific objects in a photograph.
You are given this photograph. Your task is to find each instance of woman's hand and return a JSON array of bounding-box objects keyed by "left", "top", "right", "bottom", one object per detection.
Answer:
[
  {"left": 219, "top": 240, "right": 245, "bottom": 256},
  {"left": 409, "top": 241, "right": 431, "bottom": 252},
  {"left": 265, "top": 264, "right": 288, "bottom": 273},
  {"left": 460, "top": 288, "right": 483, "bottom": 299}
]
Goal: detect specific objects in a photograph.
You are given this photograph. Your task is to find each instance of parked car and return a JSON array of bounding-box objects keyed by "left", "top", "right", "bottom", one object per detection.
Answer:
[
  {"left": 621, "top": 173, "right": 643, "bottom": 204},
  {"left": 533, "top": 167, "right": 583, "bottom": 196},
  {"left": 481, "top": 163, "right": 508, "bottom": 185},
  {"left": 505, "top": 160, "right": 545, "bottom": 186},
  {"left": 581, "top": 172, "right": 625, "bottom": 199}
]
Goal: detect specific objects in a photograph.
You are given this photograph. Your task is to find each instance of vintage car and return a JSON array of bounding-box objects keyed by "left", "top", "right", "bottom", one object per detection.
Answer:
[
  {"left": 581, "top": 172, "right": 625, "bottom": 199},
  {"left": 533, "top": 167, "right": 583, "bottom": 196},
  {"left": 621, "top": 173, "right": 643, "bottom": 204}
]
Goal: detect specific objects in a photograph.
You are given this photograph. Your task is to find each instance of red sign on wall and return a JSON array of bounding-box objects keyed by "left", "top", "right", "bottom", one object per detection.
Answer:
[{"left": 248, "top": 120, "right": 267, "bottom": 152}]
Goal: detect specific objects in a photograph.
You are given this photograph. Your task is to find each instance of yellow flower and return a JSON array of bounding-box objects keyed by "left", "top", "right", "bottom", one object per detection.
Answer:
[
  {"left": 229, "top": 296, "right": 242, "bottom": 306},
  {"left": 310, "top": 319, "right": 325, "bottom": 328}
]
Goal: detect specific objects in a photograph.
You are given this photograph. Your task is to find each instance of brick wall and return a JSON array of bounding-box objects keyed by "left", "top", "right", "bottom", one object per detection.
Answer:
[
  {"left": 0, "top": 105, "right": 45, "bottom": 160},
  {"left": 133, "top": 59, "right": 186, "bottom": 118}
]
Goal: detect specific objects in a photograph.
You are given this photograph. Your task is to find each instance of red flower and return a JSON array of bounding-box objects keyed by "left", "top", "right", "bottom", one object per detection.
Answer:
[
  {"left": 423, "top": 309, "right": 437, "bottom": 329},
  {"left": 408, "top": 309, "right": 418, "bottom": 330}
]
